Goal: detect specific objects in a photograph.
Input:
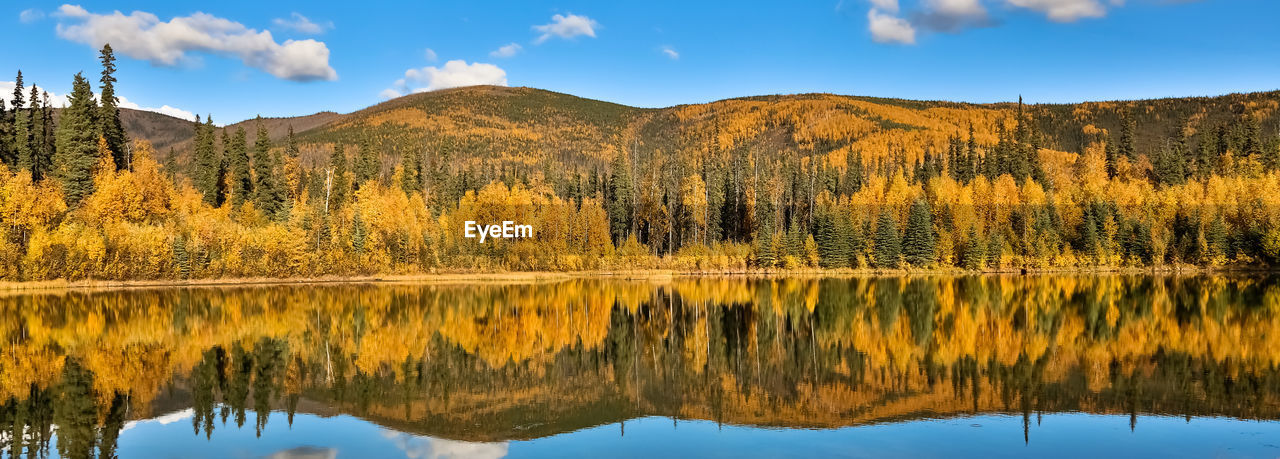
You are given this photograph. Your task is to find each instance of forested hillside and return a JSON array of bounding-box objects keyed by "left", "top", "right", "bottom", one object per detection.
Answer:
[{"left": 3, "top": 46, "right": 1280, "bottom": 281}]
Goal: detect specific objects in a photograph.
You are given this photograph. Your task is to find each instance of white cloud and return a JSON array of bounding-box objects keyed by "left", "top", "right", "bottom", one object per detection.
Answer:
[
  {"left": 272, "top": 12, "right": 332, "bottom": 35},
  {"left": 424, "top": 48, "right": 438, "bottom": 61},
  {"left": 382, "top": 431, "right": 509, "bottom": 459},
  {"left": 1004, "top": 0, "right": 1107, "bottom": 22},
  {"left": 52, "top": 4, "right": 337, "bottom": 82},
  {"left": 19, "top": 8, "right": 45, "bottom": 23},
  {"left": 661, "top": 46, "right": 679, "bottom": 60},
  {"left": 915, "top": 0, "right": 991, "bottom": 32},
  {"left": 929, "top": 0, "right": 986, "bottom": 17},
  {"left": 379, "top": 88, "right": 402, "bottom": 100},
  {"left": 868, "top": 8, "right": 916, "bottom": 44},
  {"left": 489, "top": 43, "right": 522, "bottom": 58},
  {"left": 532, "top": 13, "right": 598, "bottom": 44},
  {"left": 117, "top": 95, "right": 197, "bottom": 121},
  {"left": 385, "top": 60, "right": 507, "bottom": 97},
  {"left": 868, "top": 0, "right": 900, "bottom": 14}
]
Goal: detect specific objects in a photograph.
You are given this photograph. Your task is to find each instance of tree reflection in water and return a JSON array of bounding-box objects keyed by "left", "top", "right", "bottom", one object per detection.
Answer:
[{"left": 3, "top": 275, "right": 1280, "bottom": 457}]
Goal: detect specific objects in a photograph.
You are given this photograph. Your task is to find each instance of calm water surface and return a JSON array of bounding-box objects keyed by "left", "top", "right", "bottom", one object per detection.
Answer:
[{"left": 4, "top": 275, "right": 1280, "bottom": 458}]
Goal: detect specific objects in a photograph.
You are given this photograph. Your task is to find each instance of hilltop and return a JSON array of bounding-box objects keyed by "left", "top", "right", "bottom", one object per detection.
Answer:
[{"left": 129, "top": 85, "right": 1280, "bottom": 179}]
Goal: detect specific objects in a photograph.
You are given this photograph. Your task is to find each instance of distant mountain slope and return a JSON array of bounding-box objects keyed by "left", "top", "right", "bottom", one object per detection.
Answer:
[
  {"left": 291, "top": 86, "right": 1280, "bottom": 178},
  {"left": 118, "top": 108, "right": 195, "bottom": 152},
  {"left": 117, "top": 108, "right": 343, "bottom": 168},
  {"left": 128, "top": 86, "right": 1280, "bottom": 179}
]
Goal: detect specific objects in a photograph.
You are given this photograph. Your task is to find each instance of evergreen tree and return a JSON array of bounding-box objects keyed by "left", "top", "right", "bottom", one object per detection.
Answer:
[
  {"left": 354, "top": 137, "right": 380, "bottom": 188},
  {"left": 1082, "top": 212, "right": 1101, "bottom": 264},
  {"left": 961, "top": 225, "right": 985, "bottom": 270},
  {"left": 1118, "top": 110, "right": 1136, "bottom": 160},
  {"left": 843, "top": 150, "right": 864, "bottom": 195},
  {"left": 986, "top": 230, "right": 1003, "bottom": 269},
  {"left": 352, "top": 211, "right": 367, "bottom": 254},
  {"left": 53, "top": 72, "right": 99, "bottom": 206},
  {"left": 193, "top": 115, "right": 224, "bottom": 206},
  {"left": 0, "top": 98, "right": 8, "bottom": 167},
  {"left": 609, "top": 150, "right": 634, "bottom": 242},
  {"left": 902, "top": 199, "right": 935, "bottom": 267},
  {"left": 12, "top": 78, "right": 30, "bottom": 173},
  {"left": 873, "top": 209, "right": 901, "bottom": 269},
  {"left": 252, "top": 120, "right": 285, "bottom": 219},
  {"left": 816, "top": 208, "right": 848, "bottom": 268},
  {"left": 328, "top": 143, "right": 350, "bottom": 211},
  {"left": 98, "top": 44, "right": 129, "bottom": 169},
  {"left": 1206, "top": 215, "right": 1228, "bottom": 262},
  {"left": 754, "top": 229, "right": 776, "bottom": 268},
  {"left": 39, "top": 91, "right": 55, "bottom": 176},
  {"left": 401, "top": 146, "right": 422, "bottom": 196},
  {"left": 10, "top": 70, "right": 32, "bottom": 170},
  {"left": 28, "top": 84, "right": 49, "bottom": 181},
  {"left": 228, "top": 127, "right": 252, "bottom": 207}
]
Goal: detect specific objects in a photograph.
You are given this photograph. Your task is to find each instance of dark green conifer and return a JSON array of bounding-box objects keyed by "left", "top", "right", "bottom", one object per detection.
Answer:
[
  {"left": 53, "top": 72, "right": 99, "bottom": 206},
  {"left": 873, "top": 209, "right": 901, "bottom": 269},
  {"left": 902, "top": 199, "right": 935, "bottom": 267},
  {"left": 98, "top": 44, "right": 129, "bottom": 169}
]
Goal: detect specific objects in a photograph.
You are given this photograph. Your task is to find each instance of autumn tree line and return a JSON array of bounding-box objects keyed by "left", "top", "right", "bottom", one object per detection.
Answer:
[{"left": 3, "top": 48, "right": 1280, "bottom": 280}]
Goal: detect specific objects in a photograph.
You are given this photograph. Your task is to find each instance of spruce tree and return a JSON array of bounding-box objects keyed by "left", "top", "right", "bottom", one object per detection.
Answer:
[
  {"left": 252, "top": 120, "right": 284, "bottom": 219},
  {"left": 1082, "top": 212, "right": 1101, "bottom": 264},
  {"left": 1118, "top": 110, "right": 1136, "bottom": 160},
  {"left": 609, "top": 150, "right": 634, "bottom": 242},
  {"left": 354, "top": 137, "right": 379, "bottom": 188},
  {"left": 12, "top": 86, "right": 30, "bottom": 173},
  {"left": 754, "top": 230, "right": 776, "bottom": 268},
  {"left": 10, "top": 70, "right": 26, "bottom": 169},
  {"left": 816, "top": 209, "right": 845, "bottom": 268},
  {"left": 53, "top": 72, "right": 100, "bottom": 206},
  {"left": 28, "top": 84, "right": 48, "bottom": 181},
  {"left": 193, "top": 115, "right": 223, "bottom": 206},
  {"left": 962, "top": 225, "right": 985, "bottom": 270},
  {"left": 352, "top": 211, "right": 367, "bottom": 254},
  {"left": 328, "top": 143, "right": 349, "bottom": 211},
  {"left": 401, "top": 146, "right": 422, "bottom": 196},
  {"left": 40, "top": 92, "right": 55, "bottom": 175},
  {"left": 843, "top": 150, "right": 864, "bottom": 195},
  {"left": 986, "top": 231, "right": 1003, "bottom": 269},
  {"left": 98, "top": 44, "right": 129, "bottom": 169},
  {"left": 0, "top": 99, "right": 8, "bottom": 168},
  {"left": 228, "top": 127, "right": 251, "bottom": 207},
  {"left": 902, "top": 199, "right": 935, "bottom": 267},
  {"left": 873, "top": 209, "right": 901, "bottom": 269}
]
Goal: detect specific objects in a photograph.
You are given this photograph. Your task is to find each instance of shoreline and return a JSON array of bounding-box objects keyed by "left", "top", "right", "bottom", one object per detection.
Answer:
[{"left": 0, "top": 265, "right": 1270, "bottom": 293}]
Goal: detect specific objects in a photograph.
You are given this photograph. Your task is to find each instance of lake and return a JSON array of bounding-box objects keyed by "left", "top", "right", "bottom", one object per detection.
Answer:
[{"left": 4, "top": 275, "right": 1280, "bottom": 458}]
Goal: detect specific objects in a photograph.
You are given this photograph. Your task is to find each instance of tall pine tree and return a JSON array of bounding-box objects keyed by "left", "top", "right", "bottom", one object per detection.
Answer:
[
  {"left": 609, "top": 150, "right": 634, "bottom": 242},
  {"left": 98, "top": 44, "right": 129, "bottom": 170},
  {"left": 902, "top": 199, "right": 935, "bottom": 267},
  {"left": 193, "top": 115, "right": 224, "bottom": 206},
  {"left": 53, "top": 72, "right": 100, "bottom": 206},
  {"left": 354, "top": 137, "right": 380, "bottom": 189},
  {"left": 328, "top": 143, "right": 349, "bottom": 212},
  {"left": 252, "top": 120, "right": 285, "bottom": 219},
  {"left": 873, "top": 209, "right": 901, "bottom": 269},
  {"left": 228, "top": 126, "right": 252, "bottom": 207},
  {"left": 12, "top": 71, "right": 30, "bottom": 173}
]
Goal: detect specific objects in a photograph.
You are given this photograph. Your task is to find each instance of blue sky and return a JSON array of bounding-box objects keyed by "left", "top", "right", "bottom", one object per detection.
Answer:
[{"left": 1, "top": 1, "right": 1277, "bottom": 123}]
